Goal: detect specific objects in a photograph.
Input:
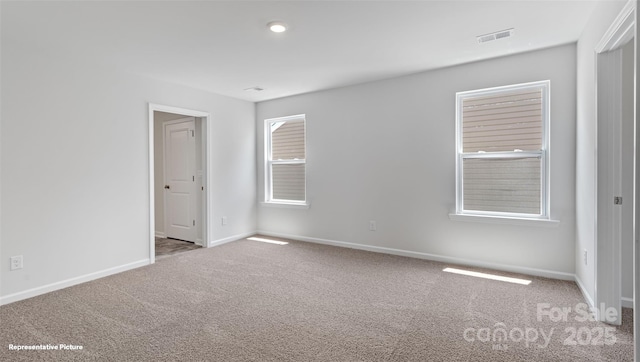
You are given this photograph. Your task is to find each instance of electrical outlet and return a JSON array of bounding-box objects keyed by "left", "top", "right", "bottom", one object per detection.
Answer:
[
  {"left": 221, "top": 216, "right": 227, "bottom": 226},
  {"left": 10, "top": 255, "right": 23, "bottom": 271},
  {"left": 369, "top": 220, "right": 377, "bottom": 231},
  {"left": 583, "top": 250, "right": 588, "bottom": 266}
]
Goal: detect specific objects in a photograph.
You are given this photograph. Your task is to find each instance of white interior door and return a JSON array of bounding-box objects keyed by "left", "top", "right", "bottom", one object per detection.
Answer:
[
  {"left": 164, "top": 118, "right": 197, "bottom": 242},
  {"left": 596, "top": 48, "right": 623, "bottom": 325}
]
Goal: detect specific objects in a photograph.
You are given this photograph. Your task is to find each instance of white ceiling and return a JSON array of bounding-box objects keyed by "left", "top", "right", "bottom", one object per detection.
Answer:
[{"left": 3, "top": 0, "right": 601, "bottom": 102}]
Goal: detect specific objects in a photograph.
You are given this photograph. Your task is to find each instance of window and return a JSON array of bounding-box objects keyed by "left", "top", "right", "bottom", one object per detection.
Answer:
[
  {"left": 265, "top": 114, "right": 306, "bottom": 204},
  {"left": 455, "top": 81, "right": 550, "bottom": 219}
]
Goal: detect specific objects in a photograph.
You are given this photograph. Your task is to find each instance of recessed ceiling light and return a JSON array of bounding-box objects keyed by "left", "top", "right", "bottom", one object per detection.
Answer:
[{"left": 268, "top": 21, "right": 287, "bottom": 33}]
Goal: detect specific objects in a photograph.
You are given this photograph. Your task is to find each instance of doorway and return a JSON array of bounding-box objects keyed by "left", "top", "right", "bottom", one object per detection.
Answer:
[
  {"left": 148, "top": 104, "right": 211, "bottom": 263},
  {"left": 162, "top": 117, "right": 198, "bottom": 242}
]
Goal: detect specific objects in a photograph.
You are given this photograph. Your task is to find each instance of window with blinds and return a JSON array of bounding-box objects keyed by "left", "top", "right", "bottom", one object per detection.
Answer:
[
  {"left": 265, "top": 115, "right": 306, "bottom": 204},
  {"left": 455, "top": 81, "right": 549, "bottom": 218}
]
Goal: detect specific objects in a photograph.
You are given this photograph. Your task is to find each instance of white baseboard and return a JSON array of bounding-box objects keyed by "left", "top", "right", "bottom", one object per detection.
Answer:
[
  {"left": 155, "top": 231, "right": 166, "bottom": 238},
  {"left": 621, "top": 297, "right": 634, "bottom": 309},
  {"left": 257, "top": 231, "right": 575, "bottom": 281},
  {"left": 1, "top": 231, "right": 257, "bottom": 306},
  {"left": 209, "top": 231, "right": 256, "bottom": 248},
  {"left": 574, "top": 275, "right": 595, "bottom": 308},
  {"left": 0, "top": 259, "right": 150, "bottom": 306}
]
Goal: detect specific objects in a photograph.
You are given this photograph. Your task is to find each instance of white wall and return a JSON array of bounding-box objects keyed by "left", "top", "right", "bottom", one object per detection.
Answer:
[
  {"left": 257, "top": 44, "right": 577, "bottom": 278},
  {"left": 0, "top": 28, "right": 257, "bottom": 302},
  {"left": 575, "top": 0, "right": 627, "bottom": 304}
]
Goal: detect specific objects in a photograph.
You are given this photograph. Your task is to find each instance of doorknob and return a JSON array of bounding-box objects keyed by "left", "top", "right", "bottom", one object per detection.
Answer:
[{"left": 164, "top": 185, "right": 170, "bottom": 189}]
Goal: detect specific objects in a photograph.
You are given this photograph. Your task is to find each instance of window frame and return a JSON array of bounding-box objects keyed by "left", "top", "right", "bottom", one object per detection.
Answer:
[
  {"left": 454, "top": 80, "right": 551, "bottom": 220},
  {"left": 264, "top": 114, "right": 307, "bottom": 206}
]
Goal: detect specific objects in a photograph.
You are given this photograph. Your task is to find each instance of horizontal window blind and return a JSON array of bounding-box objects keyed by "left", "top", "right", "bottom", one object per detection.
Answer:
[
  {"left": 272, "top": 121, "right": 305, "bottom": 160},
  {"left": 463, "top": 158, "right": 541, "bottom": 214},
  {"left": 272, "top": 164, "right": 306, "bottom": 201},
  {"left": 462, "top": 89, "right": 542, "bottom": 153}
]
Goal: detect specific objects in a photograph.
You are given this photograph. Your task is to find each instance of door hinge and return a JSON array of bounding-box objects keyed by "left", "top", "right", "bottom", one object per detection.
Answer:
[
  {"left": 193, "top": 220, "right": 195, "bottom": 226},
  {"left": 191, "top": 130, "right": 195, "bottom": 137},
  {"left": 614, "top": 196, "right": 623, "bottom": 205},
  {"left": 193, "top": 175, "right": 195, "bottom": 182}
]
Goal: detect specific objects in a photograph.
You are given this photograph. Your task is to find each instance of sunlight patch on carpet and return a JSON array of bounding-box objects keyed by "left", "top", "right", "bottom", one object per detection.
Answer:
[
  {"left": 443, "top": 267, "right": 531, "bottom": 285},
  {"left": 248, "top": 237, "right": 289, "bottom": 245}
]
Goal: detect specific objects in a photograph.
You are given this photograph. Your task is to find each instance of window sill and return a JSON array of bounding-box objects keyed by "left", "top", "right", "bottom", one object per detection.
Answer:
[
  {"left": 261, "top": 202, "right": 310, "bottom": 209},
  {"left": 448, "top": 213, "right": 560, "bottom": 227}
]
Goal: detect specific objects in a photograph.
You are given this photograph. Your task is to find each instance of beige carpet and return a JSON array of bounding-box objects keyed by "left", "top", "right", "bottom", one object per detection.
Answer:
[{"left": 0, "top": 235, "right": 634, "bottom": 361}]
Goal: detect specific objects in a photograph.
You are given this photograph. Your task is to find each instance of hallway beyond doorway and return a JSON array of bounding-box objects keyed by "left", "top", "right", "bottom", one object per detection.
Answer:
[{"left": 155, "top": 237, "right": 201, "bottom": 260}]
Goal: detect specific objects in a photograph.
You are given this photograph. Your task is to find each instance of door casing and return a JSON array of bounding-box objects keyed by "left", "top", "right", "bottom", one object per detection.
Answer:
[{"left": 148, "top": 104, "right": 212, "bottom": 264}]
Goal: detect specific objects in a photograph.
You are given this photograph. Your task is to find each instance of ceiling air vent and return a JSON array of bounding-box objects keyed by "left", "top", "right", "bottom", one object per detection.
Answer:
[{"left": 477, "top": 28, "right": 514, "bottom": 44}]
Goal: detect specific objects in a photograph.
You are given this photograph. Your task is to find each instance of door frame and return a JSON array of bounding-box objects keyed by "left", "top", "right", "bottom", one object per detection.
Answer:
[
  {"left": 594, "top": 0, "right": 635, "bottom": 325},
  {"left": 635, "top": 0, "right": 639, "bottom": 354},
  {"left": 148, "top": 103, "right": 212, "bottom": 263}
]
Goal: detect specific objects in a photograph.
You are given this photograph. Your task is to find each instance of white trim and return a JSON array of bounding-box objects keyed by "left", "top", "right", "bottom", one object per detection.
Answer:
[
  {"left": 148, "top": 104, "right": 213, "bottom": 264},
  {"left": 0, "top": 230, "right": 255, "bottom": 305},
  {"left": 621, "top": 297, "right": 634, "bottom": 309},
  {"left": 155, "top": 231, "right": 166, "bottom": 238},
  {"left": 265, "top": 114, "right": 306, "bottom": 123},
  {"left": 257, "top": 231, "right": 575, "bottom": 281},
  {"left": 0, "top": 0, "right": 3, "bottom": 312},
  {"left": 595, "top": 0, "right": 635, "bottom": 53},
  {"left": 575, "top": 275, "right": 595, "bottom": 309},
  {"left": 260, "top": 201, "right": 310, "bottom": 209},
  {"left": 461, "top": 151, "right": 542, "bottom": 159},
  {"left": 0, "top": 259, "right": 149, "bottom": 306},
  {"left": 634, "top": 1, "right": 639, "bottom": 357},
  {"left": 455, "top": 80, "right": 551, "bottom": 220},
  {"left": 448, "top": 213, "right": 559, "bottom": 227},
  {"left": 264, "top": 114, "right": 307, "bottom": 204},
  {"left": 270, "top": 159, "right": 306, "bottom": 165},
  {"left": 209, "top": 232, "right": 256, "bottom": 248}
]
